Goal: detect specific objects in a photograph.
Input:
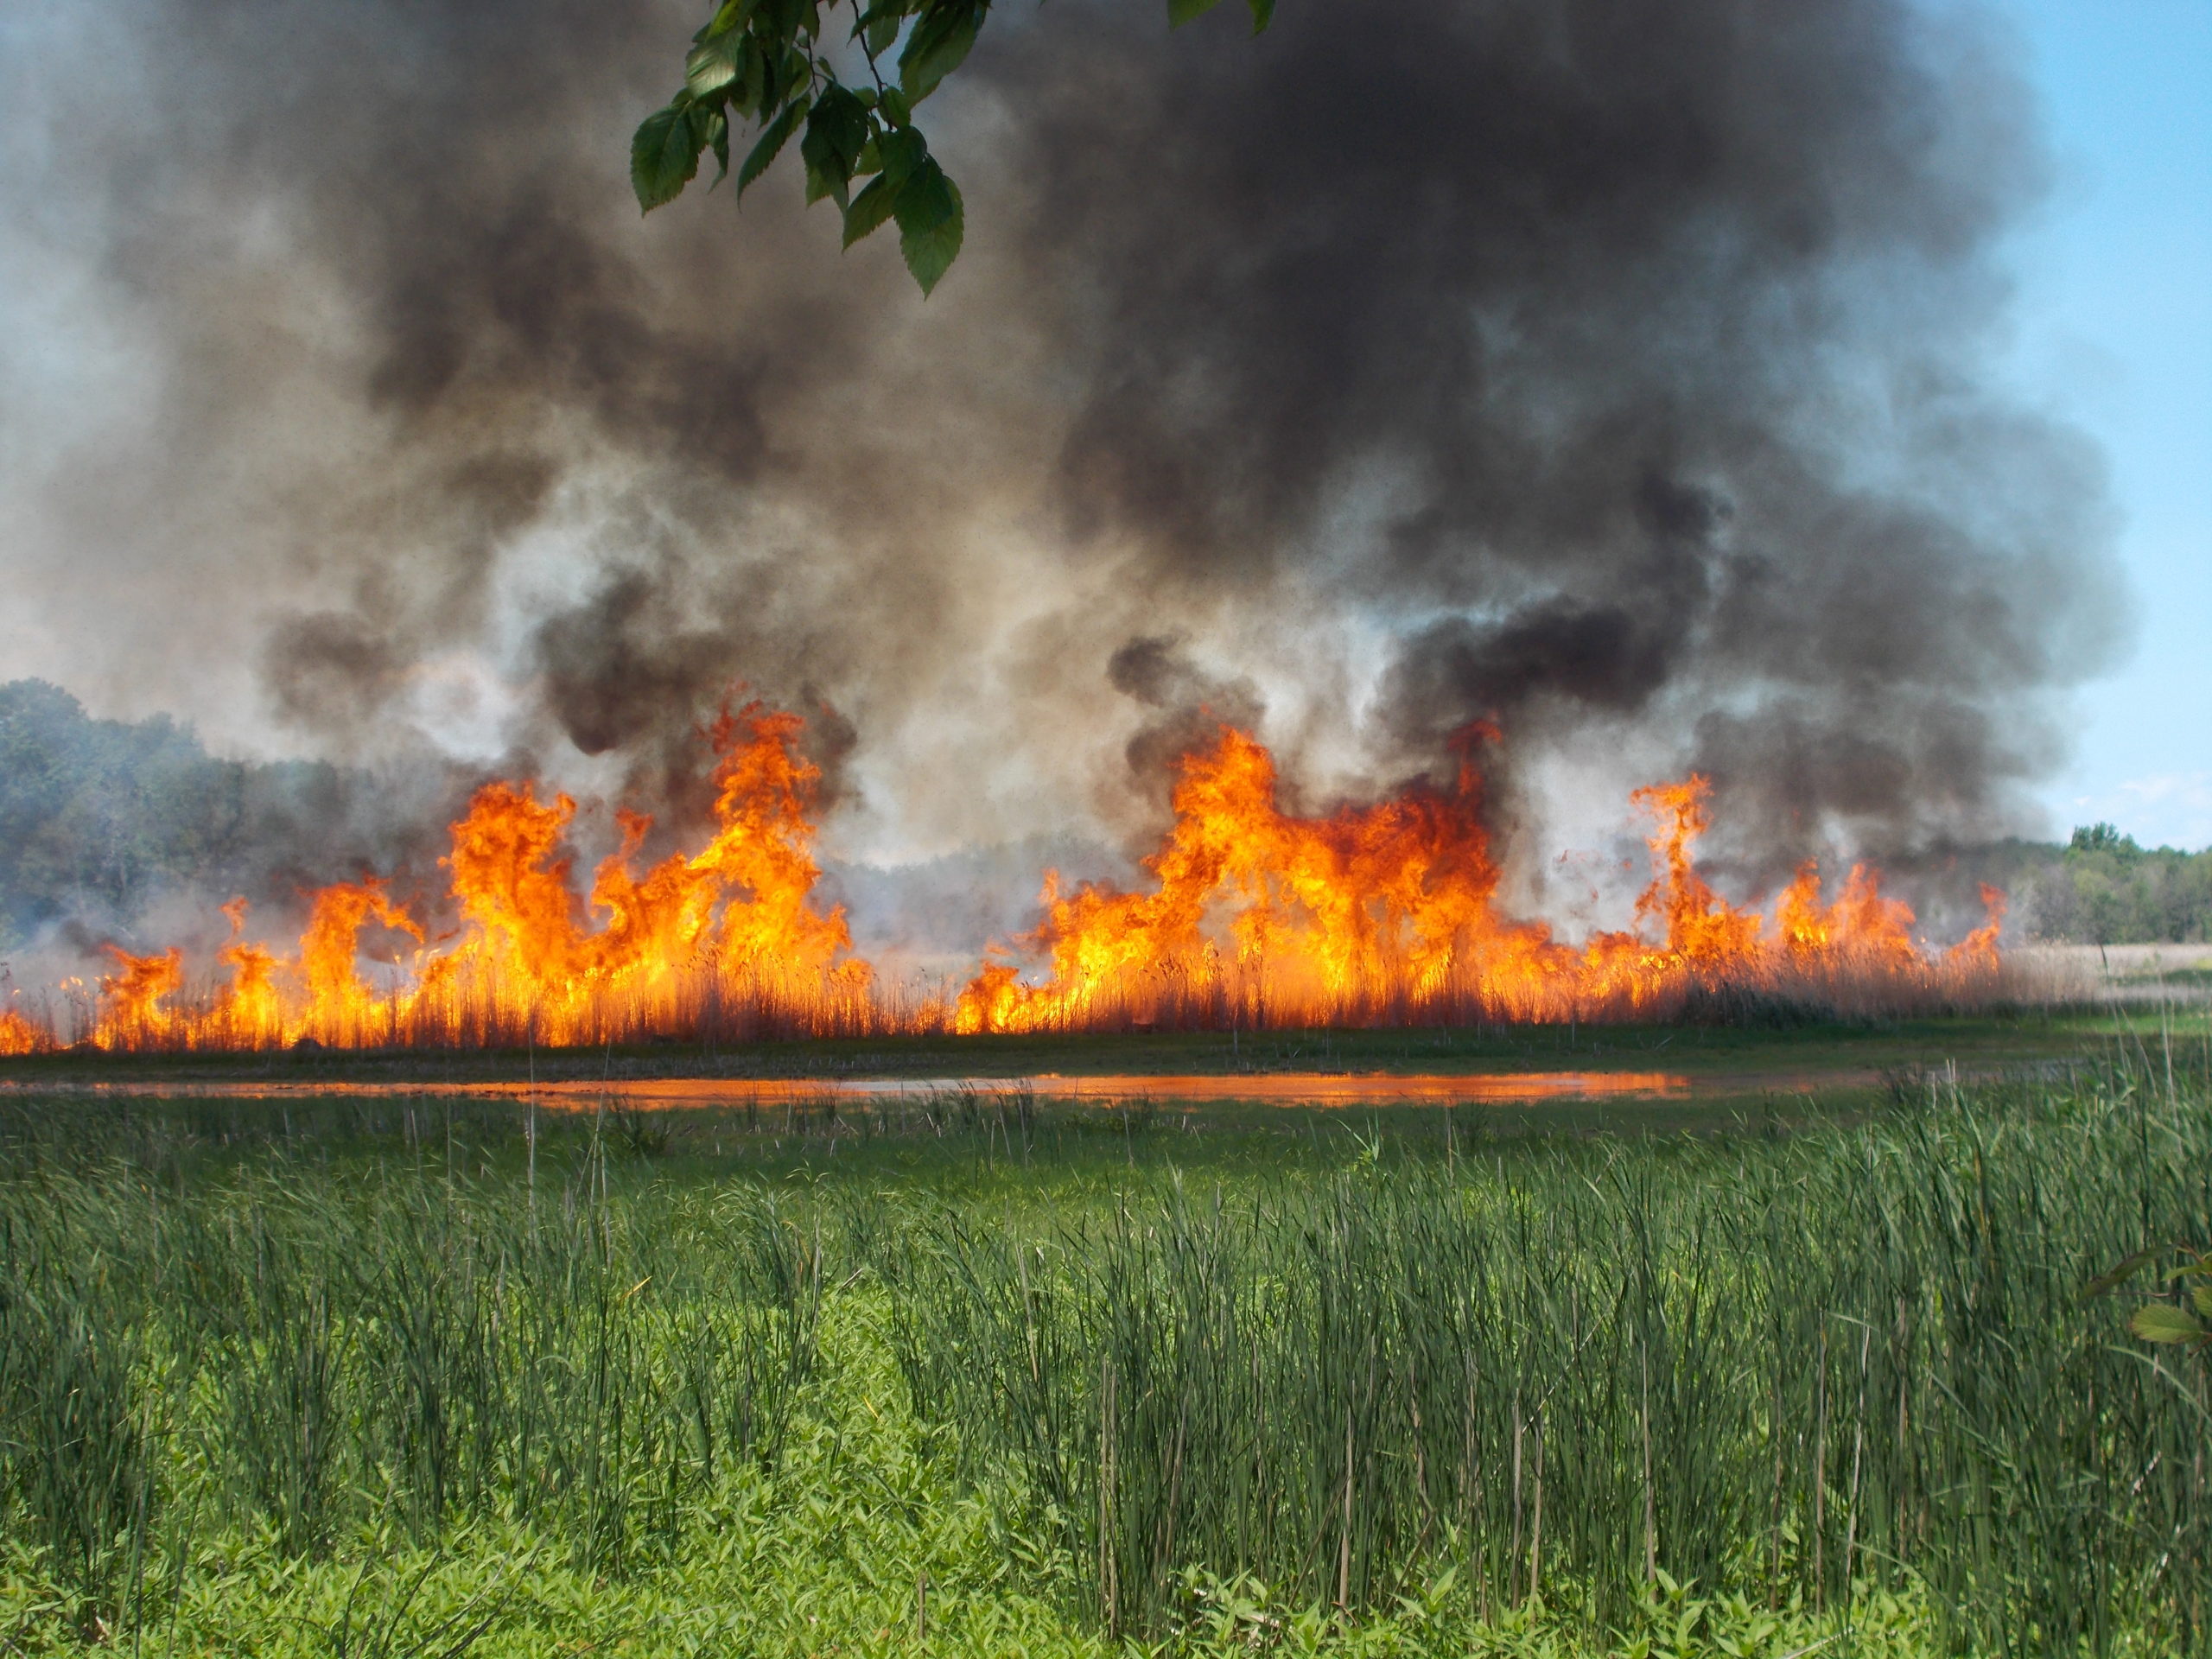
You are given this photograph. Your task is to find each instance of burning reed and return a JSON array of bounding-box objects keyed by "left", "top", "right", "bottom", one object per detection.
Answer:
[{"left": 21, "top": 707, "right": 2016, "bottom": 1055}]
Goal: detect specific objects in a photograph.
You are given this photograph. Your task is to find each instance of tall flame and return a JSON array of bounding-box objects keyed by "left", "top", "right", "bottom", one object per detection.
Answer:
[
  {"left": 954, "top": 728, "right": 2009, "bottom": 1033},
  {"left": 14, "top": 710, "right": 2011, "bottom": 1052},
  {"left": 0, "top": 1007, "right": 53, "bottom": 1056}
]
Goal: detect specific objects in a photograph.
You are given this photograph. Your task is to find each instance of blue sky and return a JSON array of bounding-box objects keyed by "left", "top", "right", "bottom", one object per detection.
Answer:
[{"left": 1999, "top": 0, "right": 2212, "bottom": 847}]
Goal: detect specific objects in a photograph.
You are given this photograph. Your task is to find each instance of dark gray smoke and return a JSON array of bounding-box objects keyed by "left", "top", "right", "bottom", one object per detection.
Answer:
[
  {"left": 1107, "top": 634, "right": 1269, "bottom": 812},
  {"left": 984, "top": 0, "right": 2120, "bottom": 879},
  {"left": 0, "top": 0, "right": 2123, "bottom": 918}
]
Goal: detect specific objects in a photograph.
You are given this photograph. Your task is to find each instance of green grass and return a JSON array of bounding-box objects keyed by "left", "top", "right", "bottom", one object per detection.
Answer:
[{"left": 1, "top": 1045, "right": 2208, "bottom": 1656}]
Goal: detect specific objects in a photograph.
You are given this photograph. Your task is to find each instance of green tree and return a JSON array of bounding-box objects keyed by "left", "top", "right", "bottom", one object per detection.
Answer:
[
  {"left": 632, "top": 0, "right": 1274, "bottom": 294},
  {"left": 2069, "top": 822, "right": 2139, "bottom": 856}
]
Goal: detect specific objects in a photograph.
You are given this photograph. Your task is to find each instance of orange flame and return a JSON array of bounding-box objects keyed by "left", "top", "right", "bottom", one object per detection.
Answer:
[
  {"left": 95, "top": 946, "right": 184, "bottom": 1046},
  {"left": 955, "top": 728, "right": 2012, "bottom": 1033},
  {"left": 213, "top": 897, "right": 283, "bottom": 1045},
  {"left": 0, "top": 1007, "right": 52, "bottom": 1056},
  {"left": 10, "top": 710, "right": 2012, "bottom": 1053}
]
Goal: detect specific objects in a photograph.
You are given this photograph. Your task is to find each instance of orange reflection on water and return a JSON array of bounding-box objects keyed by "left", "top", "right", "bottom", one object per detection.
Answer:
[{"left": 0, "top": 1071, "right": 1690, "bottom": 1109}]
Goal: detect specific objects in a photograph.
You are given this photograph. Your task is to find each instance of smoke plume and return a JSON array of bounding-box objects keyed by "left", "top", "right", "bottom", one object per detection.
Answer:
[{"left": 0, "top": 0, "right": 2123, "bottom": 925}]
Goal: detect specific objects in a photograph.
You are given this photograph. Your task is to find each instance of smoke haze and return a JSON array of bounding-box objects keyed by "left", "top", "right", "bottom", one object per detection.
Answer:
[{"left": 0, "top": 0, "right": 2125, "bottom": 936}]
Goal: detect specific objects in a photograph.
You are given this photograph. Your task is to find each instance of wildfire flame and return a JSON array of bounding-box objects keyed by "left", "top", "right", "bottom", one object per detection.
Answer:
[
  {"left": 952, "top": 733, "right": 2006, "bottom": 1033},
  {"left": 0, "top": 1007, "right": 52, "bottom": 1057},
  {"left": 14, "top": 709, "right": 2010, "bottom": 1052}
]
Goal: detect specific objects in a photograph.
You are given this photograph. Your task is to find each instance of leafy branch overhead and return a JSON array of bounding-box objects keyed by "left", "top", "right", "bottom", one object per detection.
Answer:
[{"left": 633, "top": 0, "right": 1277, "bottom": 295}]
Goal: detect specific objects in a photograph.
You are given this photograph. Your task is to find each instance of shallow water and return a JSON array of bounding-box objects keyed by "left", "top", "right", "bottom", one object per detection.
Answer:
[{"left": 0, "top": 1069, "right": 1787, "bottom": 1109}]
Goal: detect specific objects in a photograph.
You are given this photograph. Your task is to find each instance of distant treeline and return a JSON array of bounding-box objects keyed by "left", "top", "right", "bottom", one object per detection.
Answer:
[
  {"left": 0, "top": 679, "right": 446, "bottom": 950},
  {"left": 1997, "top": 824, "right": 2212, "bottom": 946},
  {"left": 4, "top": 677, "right": 2209, "bottom": 951}
]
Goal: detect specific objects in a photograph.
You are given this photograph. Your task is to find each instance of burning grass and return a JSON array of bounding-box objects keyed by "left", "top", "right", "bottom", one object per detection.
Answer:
[
  {"left": 0, "top": 1049, "right": 2207, "bottom": 1654},
  {"left": 10, "top": 706, "right": 2022, "bottom": 1056}
]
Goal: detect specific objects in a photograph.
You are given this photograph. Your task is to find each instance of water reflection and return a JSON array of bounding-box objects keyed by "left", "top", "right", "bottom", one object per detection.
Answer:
[{"left": 1, "top": 1070, "right": 1714, "bottom": 1108}]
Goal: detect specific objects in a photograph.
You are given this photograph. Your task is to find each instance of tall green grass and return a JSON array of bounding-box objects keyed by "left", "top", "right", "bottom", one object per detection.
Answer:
[
  {"left": 0, "top": 1103, "right": 823, "bottom": 1628},
  {"left": 0, "top": 1055, "right": 2206, "bottom": 1654},
  {"left": 874, "top": 1065, "right": 2212, "bottom": 1652}
]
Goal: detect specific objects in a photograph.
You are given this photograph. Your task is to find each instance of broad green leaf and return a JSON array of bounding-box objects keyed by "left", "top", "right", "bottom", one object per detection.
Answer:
[
  {"left": 684, "top": 31, "right": 744, "bottom": 97},
  {"left": 2129, "top": 1303, "right": 2206, "bottom": 1344},
  {"left": 2193, "top": 1282, "right": 2212, "bottom": 1319},
  {"left": 761, "top": 0, "right": 809, "bottom": 45},
  {"left": 1169, "top": 0, "right": 1227, "bottom": 25},
  {"left": 801, "top": 85, "right": 871, "bottom": 207},
  {"left": 735, "top": 94, "right": 809, "bottom": 199},
  {"left": 899, "top": 1, "right": 981, "bottom": 105},
  {"left": 632, "top": 102, "right": 707, "bottom": 212},
  {"left": 879, "top": 86, "right": 912, "bottom": 128},
  {"left": 875, "top": 124, "right": 926, "bottom": 186},
  {"left": 693, "top": 0, "right": 753, "bottom": 42},
  {"left": 1244, "top": 0, "right": 1274, "bottom": 30},
  {"left": 842, "top": 173, "right": 899, "bottom": 247},
  {"left": 894, "top": 158, "right": 963, "bottom": 294},
  {"left": 865, "top": 8, "right": 901, "bottom": 58}
]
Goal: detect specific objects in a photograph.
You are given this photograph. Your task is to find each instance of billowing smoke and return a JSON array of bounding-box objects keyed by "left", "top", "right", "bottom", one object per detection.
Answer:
[{"left": 0, "top": 0, "right": 2123, "bottom": 939}]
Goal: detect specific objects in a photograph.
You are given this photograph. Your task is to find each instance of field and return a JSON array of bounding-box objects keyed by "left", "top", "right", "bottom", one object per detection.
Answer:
[{"left": 2, "top": 1014, "right": 2209, "bottom": 1656}]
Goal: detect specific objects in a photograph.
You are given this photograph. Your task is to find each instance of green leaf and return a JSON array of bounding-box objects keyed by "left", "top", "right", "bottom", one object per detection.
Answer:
[
  {"left": 800, "top": 85, "right": 871, "bottom": 207},
  {"left": 893, "top": 158, "right": 963, "bottom": 294},
  {"left": 864, "top": 8, "right": 901, "bottom": 58},
  {"left": 2193, "top": 1282, "right": 2212, "bottom": 1319},
  {"left": 899, "top": 1, "right": 980, "bottom": 105},
  {"left": 875, "top": 124, "right": 926, "bottom": 186},
  {"left": 737, "top": 37, "right": 767, "bottom": 113},
  {"left": 2082, "top": 1244, "right": 2167, "bottom": 1300},
  {"left": 632, "top": 102, "right": 708, "bottom": 213},
  {"left": 707, "top": 111, "right": 731, "bottom": 185},
  {"left": 1244, "top": 0, "right": 1274, "bottom": 30},
  {"left": 760, "top": 0, "right": 809, "bottom": 43},
  {"left": 878, "top": 86, "right": 912, "bottom": 128},
  {"left": 2129, "top": 1303, "right": 2207, "bottom": 1344},
  {"left": 1168, "top": 0, "right": 1227, "bottom": 25},
  {"left": 842, "top": 173, "right": 899, "bottom": 248},
  {"left": 684, "top": 30, "right": 744, "bottom": 98},
  {"left": 693, "top": 0, "right": 753, "bottom": 42},
  {"left": 735, "top": 94, "right": 810, "bottom": 200}
]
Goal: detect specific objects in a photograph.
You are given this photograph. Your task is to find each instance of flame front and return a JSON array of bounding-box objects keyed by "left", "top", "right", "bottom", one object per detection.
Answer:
[
  {"left": 952, "top": 730, "right": 2009, "bottom": 1033},
  {"left": 16, "top": 710, "right": 2011, "bottom": 1052}
]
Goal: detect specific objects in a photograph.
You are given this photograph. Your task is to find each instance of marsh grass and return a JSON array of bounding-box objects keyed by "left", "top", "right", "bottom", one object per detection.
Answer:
[{"left": 0, "top": 1056, "right": 2207, "bottom": 1654}]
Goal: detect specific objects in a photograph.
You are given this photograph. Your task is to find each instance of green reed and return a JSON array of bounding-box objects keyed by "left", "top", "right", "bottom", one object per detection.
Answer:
[
  {"left": 0, "top": 1056, "right": 2206, "bottom": 1654},
  {"left": 874, "top": 1061, "right": 2212, "bottom": 1652},
  {"left": 0, "top": 1101, "right": 823, "bottom": 1624}
]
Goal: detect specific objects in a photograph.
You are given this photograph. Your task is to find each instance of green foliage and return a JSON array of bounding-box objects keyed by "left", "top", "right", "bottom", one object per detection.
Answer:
[
  {"left": 876, "top": 1067, "right": 2212, "bottom": 1651},
  {"left": 2044, "top": 830, "right": 2212, "bottom": 944},
  {"left": 2100, "top": 1244, "right": 2212, "bottom": 1356},
  {"left": 2072, "top": 823, "right": 2143, "bottom": 857},
  {"left": 1, "top": 1064, "right": 2209, "bottom": 1653},
  {"left": 1954, "top": 829, "right": 2212, "bottom": 944},
  {"left": 632, "top": 0, "right": 1278, "bottom": 294}
]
